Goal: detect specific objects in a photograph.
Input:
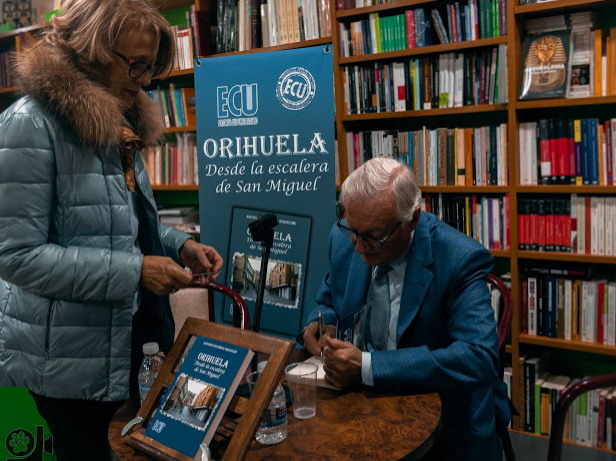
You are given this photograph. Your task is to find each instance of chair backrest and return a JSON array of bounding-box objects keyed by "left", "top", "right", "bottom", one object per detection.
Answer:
[
  {"left": 547, "top": 372, "right": 616, "bottom": 461},
  {"left": 169, "top": 282, "right": 250, "bottom": 339},
  {"left": 487, "top": 273, "right": 512, "bottom": 353}
]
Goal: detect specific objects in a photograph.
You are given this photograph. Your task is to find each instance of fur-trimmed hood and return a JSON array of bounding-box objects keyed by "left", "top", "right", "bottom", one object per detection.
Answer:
[{"left": 15, "top": 43, "right": 163, "bottom": 148}]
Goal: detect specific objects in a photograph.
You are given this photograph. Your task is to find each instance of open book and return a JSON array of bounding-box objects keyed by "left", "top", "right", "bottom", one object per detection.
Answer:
[{"left": 144, "top": 336, "right": 254, "bottom": 458}]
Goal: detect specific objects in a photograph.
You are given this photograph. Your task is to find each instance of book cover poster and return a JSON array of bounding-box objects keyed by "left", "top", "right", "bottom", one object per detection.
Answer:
[
  {"left": 144, "top": 336, "right": 253, "bottom": 458},
  {"left": 225, "top": 207, "right": 311, "bottom": 332},
  {"left": 195, "top": 45, "right": 336, "bottom": 338},
  {"left": 519, "top": 30, "right": 571, "bottom": 100}
]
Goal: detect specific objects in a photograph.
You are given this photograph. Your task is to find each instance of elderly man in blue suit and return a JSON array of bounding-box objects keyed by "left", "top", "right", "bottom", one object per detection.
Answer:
[{"left": 303, "top": 157, "right": 510, "bottom": 460}]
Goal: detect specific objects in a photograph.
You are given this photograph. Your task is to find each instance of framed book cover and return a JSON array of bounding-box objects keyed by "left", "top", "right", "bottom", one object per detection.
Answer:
[
  {"left": 144, "top": 336, "right": 254, "bottom": 458},
  {"left": 519, "top": 30, "right": 571, "bottom": 100},
  {"left": 223, "top": 206, "right": 311, "bottom": 335},
  {"left": 124, "top": 319, "right": 294, "bottom": 461}
]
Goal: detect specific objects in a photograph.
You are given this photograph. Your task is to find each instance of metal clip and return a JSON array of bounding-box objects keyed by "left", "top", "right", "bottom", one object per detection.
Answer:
[
  {"left": 120, "top": 416, "right": 144, "bottom": 437},
  {"left": 200, "top": 443, "right": 212, "bottom": 461}
]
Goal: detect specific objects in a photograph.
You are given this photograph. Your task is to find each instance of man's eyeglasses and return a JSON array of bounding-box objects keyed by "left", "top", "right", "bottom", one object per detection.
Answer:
[
  {"left": 336, "top": 219, "right": 401, "bottom": 247},
  {"left": 113, "top": 50, "right": 160, "bottom": 79}
]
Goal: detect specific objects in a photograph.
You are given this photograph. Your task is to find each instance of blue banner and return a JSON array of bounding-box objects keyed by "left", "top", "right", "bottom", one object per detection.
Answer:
[{"left": 195, "top": 45, "right": 335, "bottom": 338}]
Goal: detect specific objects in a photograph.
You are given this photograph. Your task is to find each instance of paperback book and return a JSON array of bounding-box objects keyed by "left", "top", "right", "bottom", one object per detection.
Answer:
[
  {"left": 519, "top": 30, "right": 571, "bottom": 100},
  {"left": 144, "top": 336, "right": 254, "bottom": 458}
]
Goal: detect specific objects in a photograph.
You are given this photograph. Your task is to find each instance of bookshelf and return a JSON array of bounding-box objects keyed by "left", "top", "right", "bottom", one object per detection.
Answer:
[{"left": 331, "top": 0, "right": 616, "bottom": 454}]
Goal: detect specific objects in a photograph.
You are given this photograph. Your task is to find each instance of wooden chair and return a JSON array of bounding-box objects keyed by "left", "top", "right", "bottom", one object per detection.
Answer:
[
  {"left": 169, "top": 282, "right": 250, "bottom": 338},
  {"left": 487, "top": 273, "right": 513, "bottom": 354},
  {"left": 487, "top": 273, "right": 515, "bottom": 461},
  {"left": 547, "top": 372, "right": 616, "bottom": 461}
]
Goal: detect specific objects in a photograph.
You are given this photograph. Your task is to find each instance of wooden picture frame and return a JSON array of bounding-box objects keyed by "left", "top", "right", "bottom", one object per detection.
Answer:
[{"left": 123, "top": 317, "right": 295, "bottom": 461}]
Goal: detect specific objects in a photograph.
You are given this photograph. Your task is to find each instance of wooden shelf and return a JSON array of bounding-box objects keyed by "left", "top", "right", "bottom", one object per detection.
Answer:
[
  {"left": 515, "top": 0, "right": 616, "bottom": 16},
  {"left": 204, "top": 37, "right": 333, "bottom": 59},
  {"left": 152, "top": 185, "right": 199, "bottom": 191},
  {"left": 336, "top": 0, "right": 439, "bottom": 18},
  {"left": 0, "top": 23, "right": 45, "bottom": 40},
  {"left": 166, "top": 68, "right": 195, "bottom": 78},
  {"left": 516, "top": 185, "right": 616, "bottom": 194},
  {"left": 491, "top": 249, "right": 512, "bottom": 258},
  {"left": 421, "top": 186, "right": 510, "bottom": 193},
  {"left": 517, "top": 251, "right": 616, "bottom": 264},
  {"left": 515, "top": 96, "right": 616, "bottom": 110},
  {"left": 342, "top": 104, "right": 508, "bottom": 121},
  {"left": 339, "top": 37, "right": 507, "bottom": 65},
  {"left": 163, "top": 126, "right": 197, "bottom": 133},
  {"left": 519, "top": 334, "right": 616, "bottom": 357},
  {"left": 0, "top": 86, "right": 17, "bottom": 95}
]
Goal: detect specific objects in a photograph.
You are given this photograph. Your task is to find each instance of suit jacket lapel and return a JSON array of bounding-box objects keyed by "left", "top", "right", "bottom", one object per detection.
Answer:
[
  {"left": 344, "top": 251, "right": 371, "bottom": 317},
  {"left": 396, "top": 213, "right": 434, "bottom": 341}
]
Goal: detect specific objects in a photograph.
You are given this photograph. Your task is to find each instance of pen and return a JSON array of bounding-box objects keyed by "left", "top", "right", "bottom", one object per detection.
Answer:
[{"left": 318, "top": 311, "right": 324, "bottom": 362}]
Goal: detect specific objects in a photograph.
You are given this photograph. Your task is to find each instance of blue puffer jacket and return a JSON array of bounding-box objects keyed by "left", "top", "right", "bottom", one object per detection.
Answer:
[{"left": 0, "top": 43, "right": 189, "bottom": 401}]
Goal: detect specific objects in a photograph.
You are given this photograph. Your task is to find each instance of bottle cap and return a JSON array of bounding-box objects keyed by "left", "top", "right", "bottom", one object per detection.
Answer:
[
  {"left": 143, "top": 342, "right": 160, "bottom": 355},
  {"left": 257, "top": 360, "right": 267, "bottom": 373}
]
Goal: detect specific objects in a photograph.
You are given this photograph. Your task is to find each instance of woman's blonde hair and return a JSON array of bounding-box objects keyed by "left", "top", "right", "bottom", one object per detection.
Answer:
[{"left": 44, "top": 0, "right": 175, "bottom": 77}]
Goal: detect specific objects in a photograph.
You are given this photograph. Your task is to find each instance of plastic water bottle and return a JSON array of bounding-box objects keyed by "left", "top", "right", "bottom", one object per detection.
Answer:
[
  {"left": 138, "top": 342, "right": 165, "bottom": 405},
  {"left": 255, "top": 382, "right": 288, "bottom": 444}
]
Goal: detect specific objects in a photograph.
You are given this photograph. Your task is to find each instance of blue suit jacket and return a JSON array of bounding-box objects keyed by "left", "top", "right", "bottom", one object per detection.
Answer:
[{"left": 307, "top": 212, "right": 511, "bottom": 460}]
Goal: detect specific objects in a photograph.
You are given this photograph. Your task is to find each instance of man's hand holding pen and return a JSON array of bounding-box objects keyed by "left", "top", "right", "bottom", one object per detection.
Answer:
[
  {"left": 322, "top": 336, "right": 362, "bottom": 389},
  {"left": 302, "top": 320, "right": 336, "bottom": 357},
  {"left": 303, "top": 321, "right": 362, "bottom": 389}
]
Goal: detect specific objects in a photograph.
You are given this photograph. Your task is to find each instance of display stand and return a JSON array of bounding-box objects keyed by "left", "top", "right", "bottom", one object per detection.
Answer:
[{"left": 123, "top": 317, "right": 294, "bottom": 461}]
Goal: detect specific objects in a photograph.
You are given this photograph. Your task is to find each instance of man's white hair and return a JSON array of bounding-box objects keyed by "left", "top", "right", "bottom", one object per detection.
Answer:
[{"left": 339, "top": 158, "right": 421, "bottom": 223}]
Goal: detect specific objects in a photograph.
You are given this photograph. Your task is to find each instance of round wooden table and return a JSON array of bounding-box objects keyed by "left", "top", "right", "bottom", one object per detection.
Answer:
[{"left": 109, "top": 388, "right": 441, "bottom": 461}]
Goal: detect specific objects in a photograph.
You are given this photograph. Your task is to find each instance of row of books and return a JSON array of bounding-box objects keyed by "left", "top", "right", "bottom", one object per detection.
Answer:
[
  {"left": 423, "top": 194, "right": 510, "bottom": 250},
  {"left": 519, "top": 0, "right": 557, "bottom": 4},
  {"left": 158, "top": 207, "right": 200, "bottom": 234},
  {"left": 343, "top": 45, "right": 507, "bottom": 114},
  {"left": 518, "top": 195, "right": 616, "bottom": 257},
  {"left": 519, "top": 118, "right": 616, "bottom": 186},
  {"left": 339, "top": 1, "right": 505, "bottom": 57},
  {"left": 519, "top": 354, "right": 616, "bottom": 450},
  {"left": 346, "top": 125, "right": 508, "bottom": 187},
  {"left": 521, "top": 264, "right": 616, "bottom": 345},
  {"left": 216, "top": 0, "right": 331, "bottom": 53},
  {"left": 0, "top": 52, "right": 14, "bottom": 89},
  {"left": 142, "top": 133, "right": 198, "bottom": 186},
  {"left": 171, "top": 25, "right": 196, "bottom": 71},
  {"left": 146, "top": 86, "right": 196, "bottom": 129}
]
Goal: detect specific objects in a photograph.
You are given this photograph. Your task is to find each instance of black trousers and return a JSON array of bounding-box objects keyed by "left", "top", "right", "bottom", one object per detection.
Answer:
[{"left": 29, "top": 392, "right": 122, "bottom": 461}]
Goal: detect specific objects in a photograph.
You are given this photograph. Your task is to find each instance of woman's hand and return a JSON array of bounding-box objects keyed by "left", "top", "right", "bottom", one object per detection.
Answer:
[
  {"left": 178, "top": 239, "right": 223, "bottom": 283},
  {"left": 140, "top": 256, "right": 193, "bottom": 295}
]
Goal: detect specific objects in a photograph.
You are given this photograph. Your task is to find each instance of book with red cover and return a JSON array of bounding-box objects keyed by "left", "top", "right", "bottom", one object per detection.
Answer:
[
  {"left": 191, "top": 9, "right": 213, "bottom": 57},
  {"left": 544, "top": 200, "right": 555, "bottom": 252},
  {"left": 555, "top": 118, "right": 570, "bottom": 184},
  {"left": 538, "top": 119, "right": 551, "bottom": 184},
  {"left": 529, "top": 199, "right": 538, "bottom": 251},
  {"left": 405, "top": 9, "right": 416, "bottom": 48},
  {"left": 548, "top": 118, "right": 559, "bottom": 184},
  {"left": 597, "top": 282, "right": 606, "bottom": 344},
  {"left": 537, "top": 200, "right": 546, "bottom": 252}
]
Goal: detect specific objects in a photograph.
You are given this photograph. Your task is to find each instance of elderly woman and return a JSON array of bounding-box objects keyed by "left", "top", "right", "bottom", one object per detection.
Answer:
[{"left": 0, "top": 0, "right": 221, "bottom": 459}]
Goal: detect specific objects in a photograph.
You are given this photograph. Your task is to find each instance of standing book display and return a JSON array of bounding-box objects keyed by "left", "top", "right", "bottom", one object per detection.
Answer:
[{"left": 123, "top": 318, "right": 294, "bottom": 461}]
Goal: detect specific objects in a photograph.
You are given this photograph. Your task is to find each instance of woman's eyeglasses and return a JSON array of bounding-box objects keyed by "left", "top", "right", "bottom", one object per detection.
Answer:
[{"left": 113, "top": 50, "right": 160, "bottom": 79}]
